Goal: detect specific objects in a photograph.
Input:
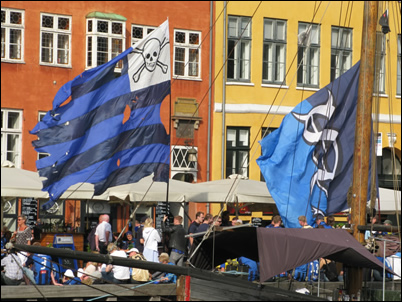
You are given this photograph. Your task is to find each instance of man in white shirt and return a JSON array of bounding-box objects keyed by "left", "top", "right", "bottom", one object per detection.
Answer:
[
  {"left": 95, "top": 214, "right": 112, "bottom": 255},
  {"left": 1, "top": 251, "right": 23, "bottom": 285},
  {"left": 101, "top": 244, "right": 130, "bottom": 284}
]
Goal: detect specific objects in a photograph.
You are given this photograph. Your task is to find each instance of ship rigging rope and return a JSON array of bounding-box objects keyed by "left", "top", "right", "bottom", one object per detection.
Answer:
[{"left": 384, "top": 1, "right": 401, "bottom": 244}]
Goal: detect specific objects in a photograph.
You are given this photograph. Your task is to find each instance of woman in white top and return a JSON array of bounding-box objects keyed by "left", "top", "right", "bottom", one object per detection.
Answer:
[{"left": 142, "top": 218, "right": 161, "bottom": 262}]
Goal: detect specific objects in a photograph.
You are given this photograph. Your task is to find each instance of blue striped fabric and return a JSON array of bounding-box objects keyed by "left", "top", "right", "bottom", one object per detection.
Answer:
[{"left": 31, "top": 20, "right": 171, "bottom": 210}]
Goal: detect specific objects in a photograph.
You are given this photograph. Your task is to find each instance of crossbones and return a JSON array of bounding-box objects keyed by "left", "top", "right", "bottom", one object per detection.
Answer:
[{"left": 132, "top": 37, "right": 169, "bottom": 82}]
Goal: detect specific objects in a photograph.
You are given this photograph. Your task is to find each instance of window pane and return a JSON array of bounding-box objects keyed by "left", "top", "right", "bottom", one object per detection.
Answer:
[
  {"left": 58, "top": 17, "right": 70, "bottom": 30},
  {"left": 42, "top": 15, "right": 53, "bottom": 28},
  {"left": 241, "top": 18, "right": 250, "bottom": 37},
  {"left": 97, "top": 37, "right": 108, "bottom": 66},
  {"left": 1, "top": 28, "right": 5, "bottom": 58},
  {"left": 276, "top": 21, "right": 286, "bottom": 41},
  {"left": 97, "top": 21, "right": 108, "bottom": 33},
  {"left": 228, "top": 18, "right": 237, "bottom": 37},
  {"left": 175, "top": 31, "right": 185, "bottom": 43},
  {"left": 189, "top": 33, "right": 199, "bottom": 45},
  {"left": 57, "top": 34, "right": 69, "bottom": 64},
  {"left": 238, "top": 151, "right": 249, "bottom": 176},
  {"left": 189, "top": 49, "right": 199, "bottom": 76},
  {"left": 174, "top": 47, "right": 185, "bottom": 76},
  {"left": 112, "top": 22, "right": 122, "bottom": 35},
  {"left": 264, "top": 20, "right": 273, "bottom": 40},
  {"left": 10, "top": 11, "right": 22, "bottom": 25},
  {"left": 227, "top": 129, "right": 236, "bottom": 147},
  {"left": 9, "top": 29, "right": 21, "bottom": 59},
  {"left": 41, "top": 32, "right": 53, "bottom": 63},
  {"left": 133, "top": 26, "right": 143, "bottom": 39},
  {"left": 239, "top": 129, "right": 249, "bottom": 147},
  {"left": 7, "top": 112, "right": 20, "bottom": 129}
]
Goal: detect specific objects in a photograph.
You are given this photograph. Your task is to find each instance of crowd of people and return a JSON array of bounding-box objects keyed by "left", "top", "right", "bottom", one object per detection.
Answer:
[{"left": 1, "top": 211, "right": 399, "bottom": 286}]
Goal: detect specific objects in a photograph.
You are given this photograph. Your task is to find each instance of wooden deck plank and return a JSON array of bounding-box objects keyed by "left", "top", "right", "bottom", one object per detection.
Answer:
[{"left": 1, "top": 284, "right": 176, "bottom": 300}]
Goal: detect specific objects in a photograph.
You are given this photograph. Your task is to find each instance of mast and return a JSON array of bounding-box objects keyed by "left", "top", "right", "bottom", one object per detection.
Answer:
[{"left": 348, "top": 1, "right": 378, "bottom": 296}]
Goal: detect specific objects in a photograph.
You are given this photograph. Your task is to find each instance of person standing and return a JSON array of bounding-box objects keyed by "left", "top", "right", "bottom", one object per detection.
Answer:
[
  {"left": 162, "top": 215, "right": 187, "bottom": 266},
  {"left": 188, "top": 212, "right": 204, "bottom": 247},
  {"left": 196, "top": 213, "right": 214, "bottom": 233},
  {"left": 11, "top": 215, "right": 32, "bottom": 264},
  {"left": 95, "top": 214, "right": 112, "bottom": 255},
  {"left": 142, "top": 218, "right": 161, "bottom": 262},
  {"left": 266, "top": 215, "right": 283, "bottom": 228}
]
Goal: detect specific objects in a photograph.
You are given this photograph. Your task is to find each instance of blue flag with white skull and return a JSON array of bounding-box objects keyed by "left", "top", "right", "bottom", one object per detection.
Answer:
[
  {"left": 31, "top": 20, "right": 171, "bottom": 210},
  {"left": 257, "top": 62, "right": 374, "bottom": 228}
]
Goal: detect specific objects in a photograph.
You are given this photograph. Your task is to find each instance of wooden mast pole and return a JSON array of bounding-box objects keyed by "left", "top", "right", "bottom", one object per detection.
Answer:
[{"left": 348, "top": 1, "right": 378, "bottom": 296}]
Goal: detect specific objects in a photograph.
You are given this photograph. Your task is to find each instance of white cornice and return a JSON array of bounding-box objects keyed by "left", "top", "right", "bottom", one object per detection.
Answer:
[{"left": 215, "top": 103, "right": 401, "bottom": 124}]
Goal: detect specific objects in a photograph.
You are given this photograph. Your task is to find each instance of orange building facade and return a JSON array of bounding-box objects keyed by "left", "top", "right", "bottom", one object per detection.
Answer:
[{"left": 1, "top": 1, "right": 214, "bottom": 234}]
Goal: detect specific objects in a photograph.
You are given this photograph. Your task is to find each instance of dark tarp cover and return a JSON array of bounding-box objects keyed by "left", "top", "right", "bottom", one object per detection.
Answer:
[{"left": 189, "top": 227, "right": 394, "bottom": 282}]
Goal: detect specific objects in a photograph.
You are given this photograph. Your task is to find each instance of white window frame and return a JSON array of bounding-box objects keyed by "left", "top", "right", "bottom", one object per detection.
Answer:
[
  {"left": 1, "top": 8, "right": 24, "bottom": 63},
  {"left": 375, "top": 32, "right": 386, "bottom": 94},
  {"left": 86, "top": 17, "right": 126, "bottom": 70},
  {"left": 171, "top": 146, "right": 198, "bottom": 172},
  {"left": 1, "top": 109, "right": 23, "bottom": 168},
  {"left": 297, "top": 23, "right": 320, "bottom": 88},
  {"left": 131, "top": 24, "right": 156, "bottom": 46},
  {"left": 173, "top": 29, "right": 201, "bottom": 80},
  {"left": 262, "top": 18, "right": 287, "bottom": 84},
  {"left": 330, "top": 26, "right": 352, "bottom": 81},
  {"left": 39, "top": 13, "right": 72, "bottom": 67},
  {"left": 227, "top": 16, "right": 251, "bottom": 82}
]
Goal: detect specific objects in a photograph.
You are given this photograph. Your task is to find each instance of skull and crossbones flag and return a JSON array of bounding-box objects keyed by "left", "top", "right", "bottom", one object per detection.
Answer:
[
  {"left": 31, "top": 20, "right": 171, "bottom": 210},
  {"left": 257, "top": 62, "right": 377, "bottom": 228}
]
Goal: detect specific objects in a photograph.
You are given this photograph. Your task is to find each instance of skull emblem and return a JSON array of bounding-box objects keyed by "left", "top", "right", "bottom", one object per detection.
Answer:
[
  {"left": 143, "top": 39, "right": 161, "bottom": 72},
  {"left": 131, "top": 37, "right": 169, "bottom": 83}
]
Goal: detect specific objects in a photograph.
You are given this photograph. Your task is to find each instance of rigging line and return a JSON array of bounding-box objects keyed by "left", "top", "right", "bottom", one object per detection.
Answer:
[{"left": 385, "top": 28, "right": 402, "bottom": 244}]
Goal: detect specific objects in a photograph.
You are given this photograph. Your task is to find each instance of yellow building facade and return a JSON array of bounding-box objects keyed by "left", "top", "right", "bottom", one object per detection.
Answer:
[{"left": 210, "top": 1, "right": 401, "bottom": 222}]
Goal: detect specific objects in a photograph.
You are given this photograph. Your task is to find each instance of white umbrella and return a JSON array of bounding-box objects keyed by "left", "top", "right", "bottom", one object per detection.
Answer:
[
  {"left": 187, "top": 176, "right": 275, "bottom": 204},
  {"left": 1, "top": 165, "right": 104, "bottom": 200},
  {"left": 102, "top": 175, "right": 194, "bottom": 202}
]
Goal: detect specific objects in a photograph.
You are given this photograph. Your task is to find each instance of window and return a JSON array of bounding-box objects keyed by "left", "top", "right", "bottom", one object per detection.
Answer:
[
  {"left": 131, "top": 24, "right": 155, "bottom": 46},
  {"left": 1, "top": 109, "right": 22, "bottom": 167},
  {"left": 375, "top": 32, "right": 386, "bottom": 94},
  {"left": 227, "top": 16, "right": 251, "bottom": 81},
  {"left": 331, "top": 27, "right": 352, "bottom": 81},
  {"left": 40, "top": 13, "right": 71, "bottom": 66},
  {"left": 1, "top": 8, "right": 24, "bottom": 62},
  {"left": 297, "top": 23, "right": 320, "bottom": 87},
  {"left": 397, "top": 35, "right": 401, "bottom": 96},
  {"left": 86, "top": 14, "right": 126, "bottom": 69},
  {"left": 263, "top": 19, "right": 286, "bottom": 84},
  {"left": 377, "top": 148, "right": 401, "bottom": 189},
  {"left": 226, "top": 127, "right": 250, "bottom": 178},
  {"left": 173, "top": 29, "right": 201, "bottom": 78},
  {"left": 171, "top": 146, "right": 197, "bottom": 171}
]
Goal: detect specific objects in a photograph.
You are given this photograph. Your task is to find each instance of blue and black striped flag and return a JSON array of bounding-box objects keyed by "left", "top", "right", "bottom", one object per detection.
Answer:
[{"left": 31, "top": 20, "right": 171, "bottom": 210}]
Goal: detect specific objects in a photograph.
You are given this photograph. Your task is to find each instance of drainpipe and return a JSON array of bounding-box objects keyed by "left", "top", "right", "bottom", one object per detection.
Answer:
[
  {"left": 221, "top": 1, "right": 227, "bottom": 180},
  {"left": 207, "top": 0, "right": 214, "bottom": 214}
]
